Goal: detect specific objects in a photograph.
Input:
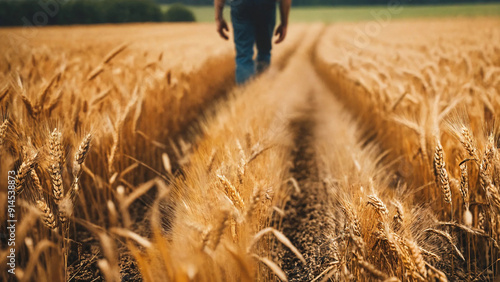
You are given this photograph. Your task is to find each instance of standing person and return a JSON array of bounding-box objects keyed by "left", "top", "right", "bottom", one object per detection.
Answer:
[{"left": 215, "top": 0, "right": 291, "bottom": 84}]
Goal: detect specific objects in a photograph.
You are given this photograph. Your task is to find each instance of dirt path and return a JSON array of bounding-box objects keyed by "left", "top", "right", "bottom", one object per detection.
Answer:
[
  {"left": 280, "top": 94, "right": 338, "bottom": 281},
  {"left": 275, "top": 34, "right": 372, "bottom": 280}
]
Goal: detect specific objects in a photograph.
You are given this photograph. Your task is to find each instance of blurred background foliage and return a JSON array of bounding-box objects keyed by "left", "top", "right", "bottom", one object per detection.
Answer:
[
  {"left": 0, "top": 0, "right": 196, "bottom": 26},
  {"left": 0, "top": 0, "right": 498, "bottom": 26}
]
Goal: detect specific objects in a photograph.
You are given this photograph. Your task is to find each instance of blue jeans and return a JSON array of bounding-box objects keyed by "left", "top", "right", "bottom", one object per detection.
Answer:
[{"left": 230, "top": 0, "right": 277, "bottom": 84}]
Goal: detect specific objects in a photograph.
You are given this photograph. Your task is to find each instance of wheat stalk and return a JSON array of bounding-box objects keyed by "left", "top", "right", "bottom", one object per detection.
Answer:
[
  {"left": 20, "top": 93, "right": 36, "bottom": 118},
  {"left": 245, "top": 185, "right": 262, "bottom": 222},
  {"left": 236, "top": 139, "right": 246, "bottom": 183},
  {"left": 349, "top": 233, "right": 367, "bottom": 257},
  {"left": 419, "top": 246, "right": 441, "bottom": 261},
  {"left": 406, "top": 239, "right": 427, "bottom": 278},
  {"left": 209, "top": 211, "right": 229, "bottom": 251},
  {"left": 478, "top": 210, "right": 485, "bottom": 230},
  {"left": 249, "top": 227, "right": 306, "bottom": 264},
  {"left": 90, "top": 88, "right": 111, "bottom": 106},
  {"left": 433, "top": 139, "right": 444, "bottom": 174},
  {"left": 460, "top": 127, "right": 478, "bottom": 160},
  {"left": 103, "top": 43, "right": 128, "bottom": 64},
  {"left": 459, "top": 162, "right": 469, "bottom": 208},
  {"left": 108, "top": 122, "right": 120, "bottom": 175},
  {"left": 73, "top": 133, "right": 92, "bottom": 177},
  {"left": 58, "top": 196, "right": 73, "bottom": 224},
  {"left": 0, "top": 85, "right": 9, "bottom": 102},
  {"left": 15, "top": 152, "right": 38, "bottom": 194},
  {"left": 342, "top": 201, "right": 361, "bottom": 236},
  {"left": 161, "top": 152, "right": 172, "bottom": 175},
  {"left": 484, "top": 134, "right": 495, "bottom": 163},
  {"left": 252, "top": 255, "right": 288, "bottom": 282},
  {"left": 217, "top": 174, "right": 245, "bottom": 210},
  {"left": 424, "top": 229, "right": 464, "bottom": 261},
  {"left": 355, "top": 257, "right": 389, "bottom": 280},
  {"left": 48, "top": 129, "right": 64, "bottom": 204},
  {"left": 30, "top": 169, "right": 43, "bottom": 194},
  {"left": 485, "top": 183, "right": 500, "bottom": 215},
  {"left": 367, "top": 194, "right": 388, "bottom": 217},
  {"left": 426, "top": 262, "right": 448, "bottom": 282},
  {"left": 46, "top": 88, "right": 63, "bottom": 115},
  {"left": 86, "top": 43, "right": 128, "bottom": 81},
  {"left": 0, "top": 118, "right": 8, "bottom": 146},
  {"left": 493, "top": 152, "right": 500, "bottom": 188},
  {"left": 479, "top": 135, "right": 496, "bottom": 194},
  {"left": 392, "top": 200, "right": 404, "bottom": 232},
  {"left": 38, "top": 72, "right": 60, "bottom": 110},
  {"left": 434, "top": 141, "right": 451, "bottom": 204},
  {"left": 390, "top": 232, "right": 416, "bottom": 277},
  {"left": 36, "top": 199, "right": 57, "bottom": 230}
]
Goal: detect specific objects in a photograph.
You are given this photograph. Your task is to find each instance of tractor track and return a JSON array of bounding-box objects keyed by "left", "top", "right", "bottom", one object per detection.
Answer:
[
  {"left": 279, "top": 92, "right": 342, "bottom": 281},
  {"left": 279, "top": 95, "right": 338, "bottom": 281}
]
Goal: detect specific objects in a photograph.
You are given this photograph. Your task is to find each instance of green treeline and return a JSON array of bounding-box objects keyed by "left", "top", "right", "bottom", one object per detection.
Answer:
[
  {"left": 0, "top": 0, "right": 179, "bottom": 26},
  {"left": 1, "top": 0, "right": 499, "bottom": 27},
  {"left": 156, "top": 0, "right": 500, "bottom": 5},
  {"left": 290, "top": 0, "right": 500, "bottom": 5}
]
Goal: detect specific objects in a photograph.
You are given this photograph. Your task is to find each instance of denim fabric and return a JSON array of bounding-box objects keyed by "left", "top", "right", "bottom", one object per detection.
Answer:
[{"left": 230, "top": 0, "right": 276, "bottom": 84}]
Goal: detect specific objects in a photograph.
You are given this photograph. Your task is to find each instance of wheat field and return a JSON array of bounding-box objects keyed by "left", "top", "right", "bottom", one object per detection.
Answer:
[{"left": 0, "top": 18, "right": 500, "bottom": 282}]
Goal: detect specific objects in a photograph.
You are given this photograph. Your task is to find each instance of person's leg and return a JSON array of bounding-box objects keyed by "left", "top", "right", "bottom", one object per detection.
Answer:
[
  {"left": 255, "top": 1, "right": 276, "bottom": 74},
  {"left": 231, "top": 0, "right": 256, "bottom": 84}
]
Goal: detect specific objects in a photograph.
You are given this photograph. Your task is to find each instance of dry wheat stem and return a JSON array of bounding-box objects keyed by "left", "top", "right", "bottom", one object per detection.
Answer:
[
  {"left": 252, "top": 255, "right": 288, "bottom": 282},
  {"left": 419, "top": 246, "right": 441, "bottom": 261},
  {"left": 356, "top": 258, "right": 389, "bottom": 280},
  {"left": 210, "top": 211, "right": 229, "bottom": 251},
  {"left": 426, "top": 262, "right": 448, "bottom": 282}
]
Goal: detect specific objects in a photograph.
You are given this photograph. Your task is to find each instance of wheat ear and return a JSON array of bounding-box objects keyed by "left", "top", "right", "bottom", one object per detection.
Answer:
[
  {"left": 36, "top": 199, "right": 57, "bottom": 230},
  {"left": 367, "top": 194, "right": 388, "bottom": 217},
  {"left": 15, "top": 152, "right": 38, "bottom": 194},
  {"left": 434, "top": 141, "right": 451, "bottom": 204},
  {"left": 460, "top": 127, "right": 478, "bottom": 160},
  {"left": 406, "top": 239, "right": 427, "bottom": 278},
  {"left": 485, "top": 183, "right": 500, "bottom": 215},
  {"left": 48, "top": 129, "right": 64, "bottom": 204},
  {"left": 459, "top": 161, "right": 469, "bottom": 208},
  {"left": 217, "top": 174, "right": 245, "bottom": 210},
  {"left": 392, "top": 200, "right": 404, "bottom": 232},
  {"left": 73, "top": 133, "right": 92, "bottom": 177},
  {"left": 0, "top": 119, "right": 8, "bottom": 146}
]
